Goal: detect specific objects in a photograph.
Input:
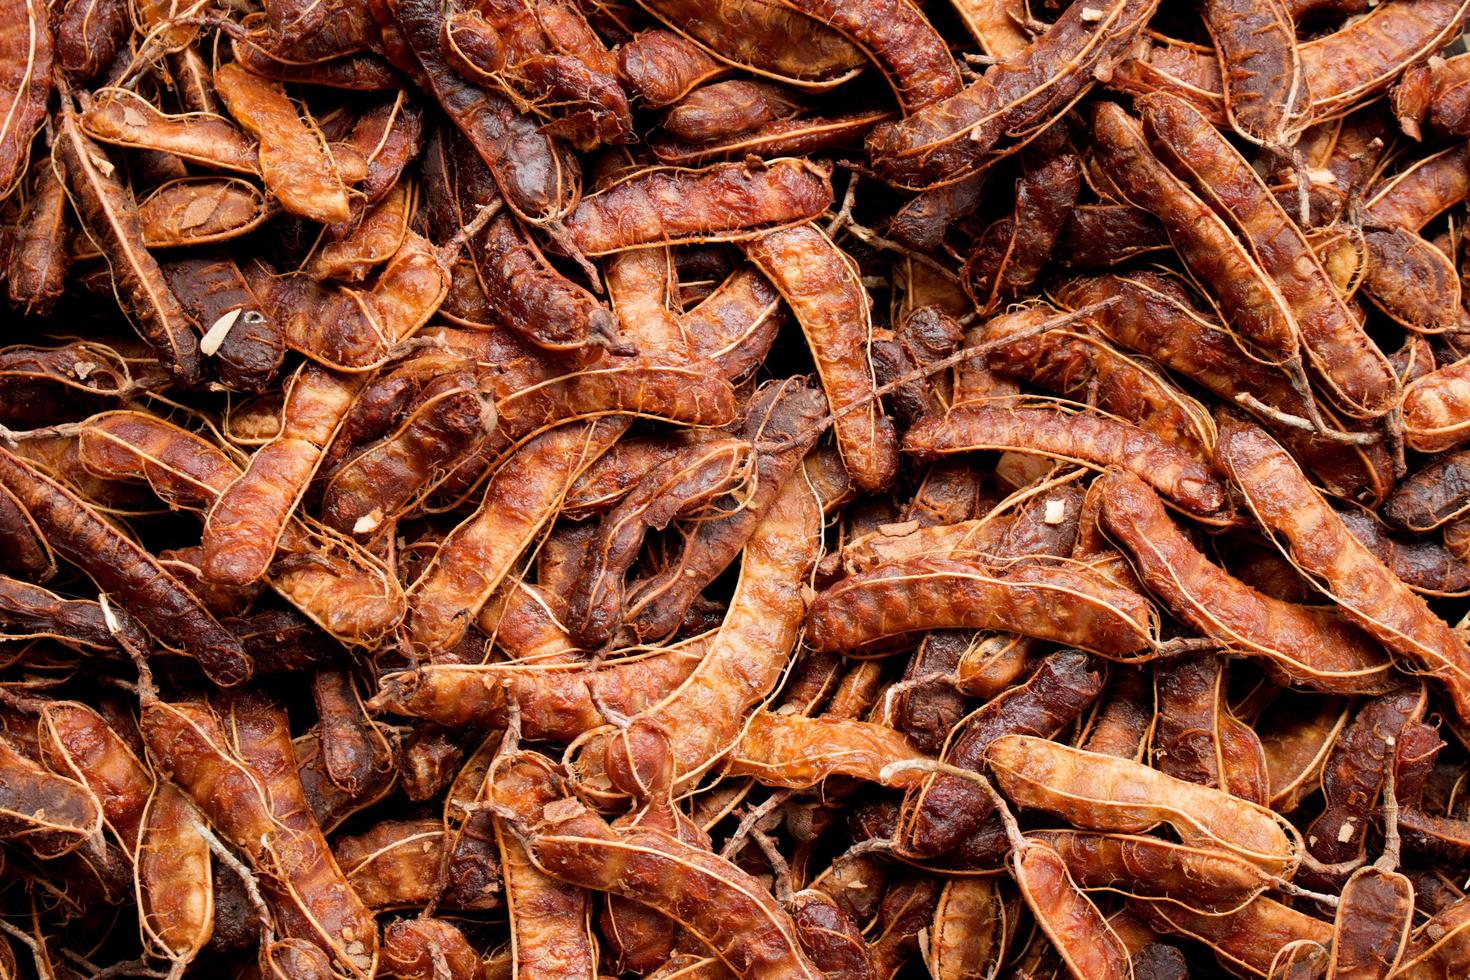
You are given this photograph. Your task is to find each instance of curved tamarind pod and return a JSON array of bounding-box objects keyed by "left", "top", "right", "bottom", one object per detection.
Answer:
[
  {"left": 677, "top": 265, "right": 783, "bottom": 379},
  {"left": 77, "top": 410, "right": 405, "bottom": 645},
  {"left": 1032, "top": 830, "right": 1274, "bottom": 915},
  {"left": 807, "top": 556, "right": 1156, "bottom": 657},
  {"left": 495, "top": 751, "right": 823, "bottom": 978},
  {"left": 1384, "top": 450, "right": 1470, "bottom": 531},
  {"left": 1218, "top": 415, "right": 1470, "bottom": 724},
  {"left": 726, "top": 712, "right": 928, "bottom": 789},
  {"left": 1054, "top": 272, "right": 1394, "bottom": 506},
  {"left": 407, "top": 418, "right": 626, "bottom": 656},
  {"left": 0, "top": 0, "right": 51, "bottom": 197},
  {"left": 565, "top": 470, "right": 822, "bottom": 799},
  {"left": 0, "top": 447, "right": 251, "bottom": 685},
  {"left": 898, "top": 648, "right": 1102, "bottom": 859},
  {"left": 1337, "top": 509, "right": 1470, "bottom": 597},
  {"left": 564, "top": 158, "right": 831, "bottom": 255},
  {"left": 7, "top": 152, "right": 71, "bottom": 316},
  {"left": 905, "top": 404, "right": 1226, "bottom": 516},
  {"left": 745, "top": 224, "right": 897, "bottom": 492},
  {"left": 627, "top": 0, "right": 864, "bottom": 90},
  {"left": 1013, "top": 841, "right": 1134, "bottom": 980},
  {"left": 986, "top": 735, "right": 1299, "bottom": 875},
  {"left": 926, "top": 876, "right": 1007, "bottom": 980},
  {"left": 965, "top": 154, "right": 1082, "bottom": 316},
  {"left": 0, "top": 732, "right": 103, "bottom": 859},
  {"left": 864, "top": 0, "right": 1158, "bottom": 189},
  {"left": 1134, "top": 896, "right": 1331, "bottom": 978},
  {"left": 617, "top": 30, "right": 729, "bottom": 107},
  {"left": 761, "top": 0, "right": 960, "bottom": 112},
  {"left": 1402, "top": 356, "right": 1470, "bottom": 453},
  {"left": 0, "top": 576, "right": 145, "bottom": 652},
  {"left": 622, "top": 378, "right": 825, "bottom": 643},
  {"left": 36, "top": 701, "right": 152, "bottom": 857},
  {"left": 1097, "top": 469, "right": 1393, "bottom": 694},
  {"left": 1140, "top": 93, "right": 1399, "bottom": 420},
  {"left": 382, "top": 919, "right": 484, "bottom": 980},
  {"left": 475, "top": 581, "right": 578, "bottom": 664},
  {"left": 1326, "top": 866, "right": 1413, "bottom": 979}
]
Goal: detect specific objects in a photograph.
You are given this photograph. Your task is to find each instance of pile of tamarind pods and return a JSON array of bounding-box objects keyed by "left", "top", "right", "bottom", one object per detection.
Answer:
[{"left": 11, "top": 0, "right": 1470, "bottom": 975}]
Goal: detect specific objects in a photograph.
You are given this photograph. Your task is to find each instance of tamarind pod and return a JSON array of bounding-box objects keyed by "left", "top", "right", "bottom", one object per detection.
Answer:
[
  {"left": 906, "top": 405, "right": 1226, "bottom": 516},
  {"left": 1328, "top": 869, "right": 1414, "bottom": 980},
  {"left": 1013, "top": 841, "right": 1134, "bottom": 980},
  {"left": 1298, "top": 0, "right": 1470, "bottom": 120},
  {"left": 1218, "top": 416, "right": 1470, "bottom": 723},
  {"left": 602, "top": 241, "right": 684, "bottom": 353},
  {"left": 965, "top": 153, "right": 1081, "bottom": 315},
  {"left": 109, "top": 177, "right": 270, "bottom": 254},
  {"left": 564, "top": 158, "right": 830, "bottom": 255},
  {"left": 389, "top": 0, "right": 578, "bottom": 223},
  {"left": 476, "top": 581, "right": 578, "bottom": 664},
  {"left": 986, "top": 735, "right": 1298, "bottom": 874},
  {"left": 947, "top": 0, "right": 1027, "bottom": 57},
  {"left": 159, "top": 252, "right": 285, "bottom": 393},
  {"left": 763, "top": 0, "right": 959, "bottom": 112},
  {"left": 567, "top": 470, "right": 822, "bottom": 798},
  {"left": 745, "top": 223, "right": 897, "bottom": 491},
  {"left": 562, "top": 434, "right": 692, "bottom": 518},
  {"left": 1258, "top": 694, "right": 1350, "bottom": 814},
  {"left": 407, "top": 419, "right": 626, "bottom": 655},
  {"left": 898, "top": 649, "right": 1103, "bottom": 858},
  {"left": 867, "top": 875, "right": 942, "bottom": 977},
  {"left": 1337, "top": 509, "right": 1470, "bottom": 597},
  {"left": 885, "top": 173, "right": 985, "bottom": 252},
  {"left": 629, "top": 0, "right": 865, "bottom": 89},
  {"left": 6, "top": 154, "right": 70, "bottom": 315},
  {"left": 323, "top": 350, "right": 477, "bottom": 469},
  {"left": 1054, "top": 272, "right": 1394, "bottom": 506},
  {"left": 78, "top": 87, "right": 259, "bottom": 174},
  {"left": 260, "top": 939, "right": 336, "bottom": 980},
  {"left": 568, "top": 437, "right": 751, "bottom": 647},
  {"left": 1055, "top": 204, "right": 1169, "bottom": 270},
  {"left": 1033, "top": 829, "right": 1273, "bottom": 915},
  {"left": 0, "top": 339, "right": 135, "bottom": 425},
  {"left": 1142, "top": 94, "right": 1399, "bottom": 419},
  {"left": 332, "top": 819, "right": 446, "bottom": 909},
  {"left": 1091, "top": 102, "right": 1299, "bottom": 367},
  {"left": 1134, "top": 897, "right": 1332, "bottom": 978},
  {"left": 307, "top": 670, "right": 384, "bottom": 798},
  {"left": 212, "top": 689, "right": 379, "bottom": 976},
  {"left": 1393, "top": 896, "right": 1470, "bottom": 979},
  {"left": 1424, "top": 53, "right": 1470, "bottom": 136},
  {"left": 0, "top": 448, "right": 251, "bottom": 684},
  {"left": 1365, "top": 143, "right": 1470, "bottom": 232},
  {"left": 623, "top": 379, "right": 826, "bottom": 643},
  {"left": 1306, "top": 685, "right": 1427, "bottom": 866},
  {"left": 808, "top": 556, "right": 1155, "bottom": 657},
  {"left": 1201, "top": 0, "right": 1306, "bottom": 147},
  {"left": 232, "top": 35, "right": 404, "bottom": 90},
  {"left": 864, "top": 0, "right": 1159, "bottom": 189},
  {"left": 1080, "top": 664, "right": 1154, "bottom": 763},
  {"left": 650, "top": 110, "right": 890, "bottom": 167},
  {"left": 0, "top": 577, "right": 146, "bottom": 653},
  {"left": 0, "top": 0, "right": 50, "bottom": 196},
  {"left": 273, "top": 230, "right": 450, "bottom": 372},
  {"left": 1399, "top": 808, "right": 1470, "bottom": 864},
  {"left": 927, "top": 876, "right": 1006, "bottom": 980},
  {"left": 319, "top": 373, "right": 496, "bottom": 535},
  {"left": 789, "top": 890, "right": 873, "bottom": 980},
  {"left": 661, "top": 80, "right": 801, "bottom": 143},
  {"left": 36, "top": 701, "right": 152, "bottom": 857},
  {"left": 1403, "top": 356, "right": 1470, "bottom": 453},
  {"left": 381, "top": 919, "right": 483, "bottom": 980},
  {"left": 485, "top": 754, "right": 598, "bottom": 980},
  {"left": 135, "top": 782, "right": 213, "bottom": 971},
  {"left": 1151, "top": 655, "right": 1269, "bottom": 803},
  {"left": 1108, "top": 39, "right": 1226, "bottom": 126},
  {"left": 202, "top": 365, "right": 362, "bottom": 587},
  {"left": 641, "top": 955, "right": 731, "bottom": 979},
  {"left": 1361, "top": 227, "right": 1464, "bottom": 334},
  {"left": 369, "top": 642, "right": 705, "bottom": 740},
  {"left": 982, "top": 308, "right": 1215, "bottom": 463},
  {"left": 618, "top": 30, "right": 728, "bottom": 107},
  {"left": 213, "top": 62, "right": 349, "bottom": 224},
  {"left": 1097, "top": 470, "right": 1393, "bottom": 694},
  {"left": 77, "top": 410, "right": 405, "bottom": 645},
  {"left": 514, "top": 789, "right": 822, "bottom": 976},
  {"left": 726, "top": 712, "right": 927, "bottom": 788},
  {"left": 677, "top": 265, "right": 783, "bottom": 379},
  {"left": 1385, "top": 450, "right": 1470, "bottom": 531},
  {"left": 308, "top": 182, "right": 413, "bottom": 284},
  {"left": 0, "top": 732, "right": 102, "bottom": 859},
  {"left": 54, "top": 111, "right": 203, "bottom": 386},
  {"left": 0, "top": 483, "right": 51, "bottom": 582}
]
